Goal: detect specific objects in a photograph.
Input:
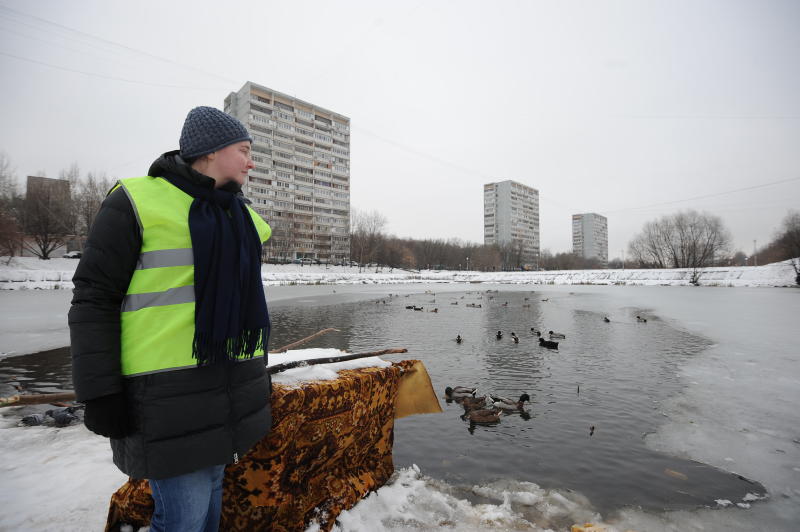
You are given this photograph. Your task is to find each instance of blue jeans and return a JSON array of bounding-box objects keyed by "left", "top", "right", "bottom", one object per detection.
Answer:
[{"left": 149, "top": 464, "right": 226, "bottom": 532}]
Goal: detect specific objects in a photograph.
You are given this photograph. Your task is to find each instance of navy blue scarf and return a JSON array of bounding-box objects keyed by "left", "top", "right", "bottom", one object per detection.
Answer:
[{"left": 160, "top": 173, "right": 270, "bottom": 366}]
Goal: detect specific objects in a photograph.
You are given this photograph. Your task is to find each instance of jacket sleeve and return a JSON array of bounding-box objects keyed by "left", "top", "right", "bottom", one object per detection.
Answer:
[{"left": 69, "top": 187, "right": 141, "bottom": 401}]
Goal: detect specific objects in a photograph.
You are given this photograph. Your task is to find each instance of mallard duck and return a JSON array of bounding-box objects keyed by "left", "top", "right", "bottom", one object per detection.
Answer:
[
  {"left": 539, "top": 337, "right": 559, "bottom": 349},
  {"left": 603, "top": 316, "right": 610, "bottom": 323},
  {"left": 636, "top": 315, "right": 647, "bottom": 323},
  {"left": 548, "top": 330, "right": 566, "bottom": 339},
  {"left": 456, "top": 334, "right": 463, "bottom": 344},
  {"left": 511, "top": 332, "right": 519, "bottom": 344},
  {"left": 496, "top": 330, "right": 503, "bottom": 340},
  {"left": 464, "top": 407, "right": 502, "bottom": 424},
  {"left": 445, "top": 386, "right": 476, "bottom": 398},
  {"left": 530, "top": 327, "right": 541, "bottom": 336},
  {"left": 460, "top": 395, "right": 487, "bottom": 409},
  {"left": 490, "top": 393, "right": 530, "bottom": 410}
]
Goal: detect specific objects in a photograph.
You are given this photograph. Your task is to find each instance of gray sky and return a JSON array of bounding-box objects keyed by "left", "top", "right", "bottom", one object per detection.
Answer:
[{"left": 1, "top": 0, "right": 798, "bottom": 257}]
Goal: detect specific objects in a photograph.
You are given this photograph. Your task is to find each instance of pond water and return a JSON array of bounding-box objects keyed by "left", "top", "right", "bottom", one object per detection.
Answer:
[{"left": 0, "top": 285, "right": 766, "bottom": 521}]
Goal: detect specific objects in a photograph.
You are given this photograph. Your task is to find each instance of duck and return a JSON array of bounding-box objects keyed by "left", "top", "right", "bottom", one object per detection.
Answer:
[
  {"left": 541, "top": 298, "right": 549, "bottom": 302},
  {"left": 46, "top": 408, "right": 78, "bottom": 427},
  {"left": 548, "top": 330, "right": 566, "bottom": 339},
  {"left": 636, "top": 315, "right": 647, "bottom": 323},
  {"left": 20, "top": 413, "right": 47, "bottom": 426},
  {"left": 405, "top": 305, "right": 414, "bottom": 310},
  {"left": 456, "top": 334, "right": 463, "bottom": 344},
  {"left": 496, "top": 331, "right": 503, "bottom": 340},
  {"left": 460, "top": 395, "right": 487, "bottom": 409},
  {"left": 530, "top": 327, "right": 541, "bottom": 336},
  {"left": 463, "top": 407, "right": 502, "bottom": 424},
  {"left": 539, "top": 337, "right": 559, "bottom": 349},
  {"left": 413, "top": 306, "right": 424, "bottom": 311},
  {"left": 603, "top": 316, "right": 611, "bottom": 323},
  {"left": 490, "top": 393, "right": 531, "bottom": 410},
  {"left": 445, "top": 386, "right": 477, "bottom": 398},
  {"left": 511, "top": 332, "right": 519, "bottom": 344}
]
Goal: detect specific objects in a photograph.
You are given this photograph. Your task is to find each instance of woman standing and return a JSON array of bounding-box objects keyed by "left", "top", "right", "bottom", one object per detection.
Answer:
[{"left": 69, "top": 106, "right": 272, "bottom": 531}]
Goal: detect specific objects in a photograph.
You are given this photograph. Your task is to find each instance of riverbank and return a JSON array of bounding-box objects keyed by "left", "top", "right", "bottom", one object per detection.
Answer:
[{"left": 1, "top": 256, "right": 796, "bottom": 289}]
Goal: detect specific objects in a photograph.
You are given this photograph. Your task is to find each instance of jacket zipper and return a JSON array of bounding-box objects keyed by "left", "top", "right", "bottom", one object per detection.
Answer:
[{"left": 225, "top": 362, "right": 238, "bottom": 464}]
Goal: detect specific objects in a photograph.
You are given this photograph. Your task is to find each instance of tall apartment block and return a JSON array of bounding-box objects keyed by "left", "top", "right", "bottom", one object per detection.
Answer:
[
  {"left": 483, "top": 180, "right": 540, "bottom": 268},
  {"left": 572, "top": 213, "right": 608, "bottom": 266},
  {"left": 224, "top": 81, "right": 351, "bottom": 262}
]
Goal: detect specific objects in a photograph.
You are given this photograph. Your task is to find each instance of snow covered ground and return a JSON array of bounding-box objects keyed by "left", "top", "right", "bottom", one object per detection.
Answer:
[
  {"left": 0, "top": 274, "right": 798, "bottom": 531},
  {"left": 1, "top": 256, "right": 797, "bottom": 290}
]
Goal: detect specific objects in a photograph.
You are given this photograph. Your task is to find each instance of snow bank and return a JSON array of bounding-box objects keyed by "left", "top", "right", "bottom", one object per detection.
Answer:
[{"left": 1, "top": 256, "right": 796, "bottom": 289}]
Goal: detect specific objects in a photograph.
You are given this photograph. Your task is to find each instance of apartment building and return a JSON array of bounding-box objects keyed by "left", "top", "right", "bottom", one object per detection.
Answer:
[
  {"left": 483, "top": 180, "right": 540, "bottom": 268},
  {"left": 224, "top": 81, "right": 351, "bottom": 262},
  {"left": 572, "top": 213, "right": 608, "bottom": 266}
]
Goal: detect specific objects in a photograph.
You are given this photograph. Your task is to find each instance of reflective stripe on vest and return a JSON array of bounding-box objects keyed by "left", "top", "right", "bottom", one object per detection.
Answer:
[{"left": 116, "top": 176, "right": 271, "bottom": 377}]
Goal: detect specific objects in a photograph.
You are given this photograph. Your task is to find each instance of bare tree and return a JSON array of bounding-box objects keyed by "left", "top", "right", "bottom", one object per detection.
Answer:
[
  {"left": 22, "top": 176, "right": 75, "bottom": 259},
  {"left": 0, "top": 153, "right": 22, "bottom": 261},
  {"left": 628, "top": 210, "right": 731, "bottom": 283},
  {"left": 75, "top": 171, "right": 112, "bottom": 237},
  {"left": 778, "top": 210, "right": 800, "bottom": 285},
  {"left": 350, "top": 208, "right": 387, "bottom": 270}
]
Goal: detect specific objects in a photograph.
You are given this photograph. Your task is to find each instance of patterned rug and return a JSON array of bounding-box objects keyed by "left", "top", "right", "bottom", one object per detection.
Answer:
[{"left": 105, "top": 359, "right": 439, "bottom": 531}]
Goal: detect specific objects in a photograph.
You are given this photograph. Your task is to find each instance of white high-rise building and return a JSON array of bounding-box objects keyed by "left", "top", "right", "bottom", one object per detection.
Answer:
[
  {"left": 224, "top": 81, "right": 351, "bottom": 263},
  {"left": 483, "top": 180, "right": 540, "bottom": 268},
  {"left": 572, "top": 213, "right": 608, "bottom": 266}
]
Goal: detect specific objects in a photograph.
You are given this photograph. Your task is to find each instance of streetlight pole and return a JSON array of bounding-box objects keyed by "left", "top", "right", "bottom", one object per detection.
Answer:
[{"left": 466, "top": 256, "right": 470, "bottom": 271}]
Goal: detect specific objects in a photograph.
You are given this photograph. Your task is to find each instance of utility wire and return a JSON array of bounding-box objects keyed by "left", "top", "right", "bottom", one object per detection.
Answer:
[
  {"left": 0, "top": 51, "right": 223, "bottom": 90},
  {"left": 0, "top": 4, "right": 239, "bottom": 85},
  {"left": 600, "top": 177, "right": 800, "bottom": 215}
]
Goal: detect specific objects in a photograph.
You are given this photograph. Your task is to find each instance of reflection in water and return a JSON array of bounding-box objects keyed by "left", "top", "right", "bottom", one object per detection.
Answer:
[{"left": 0, "top": 288, "right": 765, "bottom": 518}]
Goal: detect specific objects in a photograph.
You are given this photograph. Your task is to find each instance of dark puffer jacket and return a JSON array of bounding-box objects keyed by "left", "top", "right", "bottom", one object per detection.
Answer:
[{"left": 69, "top": 152, "right": 271, "bottom": 479}]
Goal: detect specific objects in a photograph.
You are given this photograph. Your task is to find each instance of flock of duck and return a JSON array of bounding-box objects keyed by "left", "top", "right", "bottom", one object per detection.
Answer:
[
  {"left": 454, "top": 328, "right": 568, "bottom": 350},
  {"left": 19, "top": 405, "right": 82, "bottom": 427},
  {"left": 445, "top": 386, "right": 531, "bottom": 425}
]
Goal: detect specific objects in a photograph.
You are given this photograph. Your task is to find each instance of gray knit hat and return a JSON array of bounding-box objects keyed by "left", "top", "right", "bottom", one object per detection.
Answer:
[{"left": 179, "top": 106, "right": 252, "bottom": 159}]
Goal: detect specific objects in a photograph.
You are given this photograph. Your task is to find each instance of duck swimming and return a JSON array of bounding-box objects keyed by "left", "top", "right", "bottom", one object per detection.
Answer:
[
  {"left": 496, "top": 331, "right": 503, "bottom": 340},
  {"left": 445, "top": 386, "right": 477, "bottom": 398},
  {"left": 456, "top": 334, "right": 462, "bottom": 344},
  {"left": 636, "top": 315, "right": 647, "bottom": 323},
  {"left": 511, "top": 332, "right": 519, "bottom": 344},
  {"left": 539, "top": 337, "right": 559, "bottom": 349},
  {"left": 548, "top": 330, "right": 566, "bottom": 339},
  {"left": 460, "top": 395, "right": 487, "bottom": 409},
  {"left": 463, "top": 407, "right": 502, "bottom": 424},
  {"left": 603, "top": 316, "right": 611, "bottom": 323},
  {"left": 490, "top": 393, "right": 531, "bottom": 410}
]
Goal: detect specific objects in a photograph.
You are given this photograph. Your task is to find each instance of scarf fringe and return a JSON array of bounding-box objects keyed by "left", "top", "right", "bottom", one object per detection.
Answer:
[{"left": 192, "top": 327, "right": 269, "bottom": 366}]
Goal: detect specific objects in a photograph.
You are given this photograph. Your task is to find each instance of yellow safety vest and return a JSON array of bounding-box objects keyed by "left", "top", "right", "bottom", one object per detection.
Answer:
[{"left": 115, "top": 176, "right": 271, "bottom": 377}]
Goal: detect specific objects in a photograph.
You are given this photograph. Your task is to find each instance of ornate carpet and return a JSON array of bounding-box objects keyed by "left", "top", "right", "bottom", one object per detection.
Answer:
[{"left": 104, "top": 359, "right": 439, "bottom": 531}]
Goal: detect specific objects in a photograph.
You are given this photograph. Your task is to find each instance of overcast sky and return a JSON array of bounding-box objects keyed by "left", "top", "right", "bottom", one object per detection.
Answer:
[{"left": 1, "top": 0, "right": 798, "bottom": 257}]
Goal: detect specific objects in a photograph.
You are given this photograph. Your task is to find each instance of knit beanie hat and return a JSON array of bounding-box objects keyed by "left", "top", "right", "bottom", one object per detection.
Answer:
[{"left": 179, "top": 106, "right": 252, "bottom": 159}]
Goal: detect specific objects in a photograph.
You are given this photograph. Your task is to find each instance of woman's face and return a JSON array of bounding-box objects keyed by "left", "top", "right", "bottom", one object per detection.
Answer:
[{"left": 207, "top": 141, "right": 255, "bottom": 188}]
